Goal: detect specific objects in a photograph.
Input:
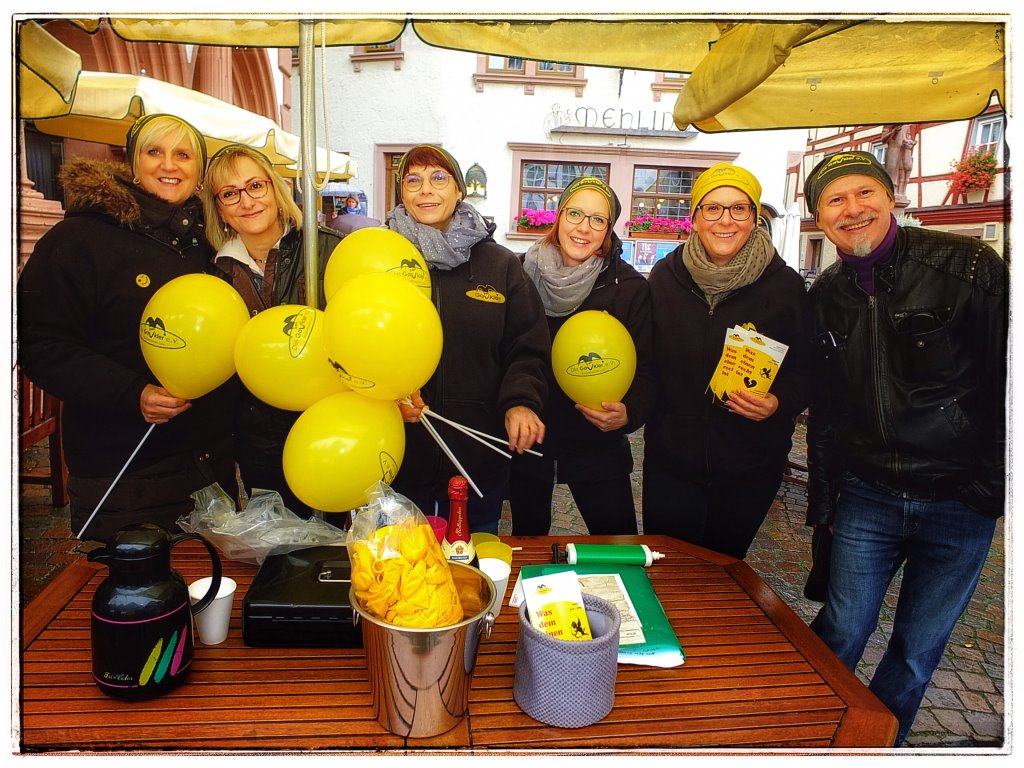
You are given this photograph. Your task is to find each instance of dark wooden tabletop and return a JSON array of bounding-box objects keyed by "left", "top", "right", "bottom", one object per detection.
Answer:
[{"left": 18, "top": 534, "right": 896, "bottom": 752}]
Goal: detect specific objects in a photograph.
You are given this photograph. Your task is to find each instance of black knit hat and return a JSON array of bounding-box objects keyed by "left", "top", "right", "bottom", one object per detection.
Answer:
[
  {"left": 125, "top": 113, "right": 208, "bottom": 176},
  {"left": 804, "top": 150, "right": 895, "bottom": 216}
]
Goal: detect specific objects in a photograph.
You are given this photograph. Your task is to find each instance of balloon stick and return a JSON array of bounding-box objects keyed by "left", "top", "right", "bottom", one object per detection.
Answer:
[
  {"left": 76, "top": 423, "right": 156, "bottom": 540},
  {"left": 419, "top": 409, "right": 511, "bottom": 459},
  {"left": 419, "top": 417, "right": 483, "bottom": 498},
  {"left": 421, "top": 406, "right": 543, "bottom": 458}
]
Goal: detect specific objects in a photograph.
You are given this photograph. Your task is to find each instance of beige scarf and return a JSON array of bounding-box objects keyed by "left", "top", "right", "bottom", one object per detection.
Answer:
[{"left": 682, "top": 226, "right": 775, "bottom": 310}]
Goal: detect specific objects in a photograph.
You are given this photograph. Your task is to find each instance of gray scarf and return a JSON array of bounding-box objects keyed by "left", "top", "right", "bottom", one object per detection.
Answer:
[
  {"left": 682, "top": 226, "right": 775, "bottom": 310},
  {"left": 523, "top": 240, "right": 605, "bottom": 317},
  {"left": 385, "top": 201, "right": 489, "bottom": 270}
]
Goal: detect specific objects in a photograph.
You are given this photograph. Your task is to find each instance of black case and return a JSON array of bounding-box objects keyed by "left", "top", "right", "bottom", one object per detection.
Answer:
[{"left": 242, "top": 545, "right": 362, "bottom": 647}]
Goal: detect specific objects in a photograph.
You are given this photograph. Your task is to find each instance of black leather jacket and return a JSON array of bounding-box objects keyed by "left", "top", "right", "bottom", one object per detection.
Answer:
[{"left": 806, "top": 226, "right": 1008, "bottom": 524}]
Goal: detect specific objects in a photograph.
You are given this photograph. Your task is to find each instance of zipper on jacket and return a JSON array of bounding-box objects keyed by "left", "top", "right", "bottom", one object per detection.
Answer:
[{"left": 867, "top": 294, "right": 896, "bottom": 479}]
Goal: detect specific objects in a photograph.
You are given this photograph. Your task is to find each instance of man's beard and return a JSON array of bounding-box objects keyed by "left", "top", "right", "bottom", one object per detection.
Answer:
[{"left": 838, "top": 214, "right": 877, "bottom": 257}]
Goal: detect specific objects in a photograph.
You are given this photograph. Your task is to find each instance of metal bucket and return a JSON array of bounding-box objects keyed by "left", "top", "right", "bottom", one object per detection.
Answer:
[{"left": 351, "top": 561, "right": 495, "bottom": 738}]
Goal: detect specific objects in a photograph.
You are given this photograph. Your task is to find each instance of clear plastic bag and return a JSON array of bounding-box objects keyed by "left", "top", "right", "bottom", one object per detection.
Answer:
[
  {"left": 177, "top": 483, "right": 347, "bottom": 565},
  {"left": 346, "top": 482, "right": 463, "bottom": 627}
]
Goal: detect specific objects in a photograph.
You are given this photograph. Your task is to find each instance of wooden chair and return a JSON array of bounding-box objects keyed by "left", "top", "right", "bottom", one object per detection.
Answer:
[{"left": 18, "top": 368, "right": 69, "bottom": 507}]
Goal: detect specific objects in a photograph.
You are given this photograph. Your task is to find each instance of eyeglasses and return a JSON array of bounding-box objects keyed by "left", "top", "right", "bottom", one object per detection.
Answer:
[
  {"left": 215, "top": 179, "right": 271, "bottom": 206},
  {"left": 696, "top": 202, "right": 755, "bottom": 222},
  {"left": 402, "top": 170, "right": 452, "bottom": 192},
  {"left": 563, "top": 208, "right": 609, "bottom": 231}
]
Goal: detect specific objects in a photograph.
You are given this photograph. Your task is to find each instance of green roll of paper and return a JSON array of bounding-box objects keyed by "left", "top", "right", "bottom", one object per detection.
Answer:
[{"left": 564, "top": 543, "right": 664, "bottom": 567}]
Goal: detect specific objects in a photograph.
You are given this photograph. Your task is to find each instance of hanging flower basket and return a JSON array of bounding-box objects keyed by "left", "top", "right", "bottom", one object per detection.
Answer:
[{"left": 949, "top": 147, "right": 997, "bottom": 197}]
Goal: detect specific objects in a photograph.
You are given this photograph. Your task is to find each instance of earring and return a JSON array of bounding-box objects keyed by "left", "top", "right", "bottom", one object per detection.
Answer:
[
  {"left": 194, "top": 182, "right": 204, "bottom": 192},
  {"left": 132, "top": 176, "right": 141, "bottom": 185}
]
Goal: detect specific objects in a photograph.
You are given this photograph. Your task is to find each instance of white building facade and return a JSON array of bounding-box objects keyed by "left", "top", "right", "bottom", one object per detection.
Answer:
[{"left": 298, "top": 29, "right": 807, "bottom": 270}]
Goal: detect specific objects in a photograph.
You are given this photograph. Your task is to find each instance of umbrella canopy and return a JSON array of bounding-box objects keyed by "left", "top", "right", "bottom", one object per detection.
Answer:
[
  {"left": 674, "top": 19, "right": 1006, "bottom": 132},
  {"left": 66, "top": 15, "right": 1007, "bottom": 131},
  {"left": 17, "top": 20, "right": 82, "bottom": 119},
  {"left": 30, "top": 71, "right": 356, "bottom": 181}
]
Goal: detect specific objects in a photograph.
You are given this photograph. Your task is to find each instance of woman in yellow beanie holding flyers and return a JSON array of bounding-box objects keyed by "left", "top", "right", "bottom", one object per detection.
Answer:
[{"left": 643, "top": 163, "right": 811, "bottom": 558}]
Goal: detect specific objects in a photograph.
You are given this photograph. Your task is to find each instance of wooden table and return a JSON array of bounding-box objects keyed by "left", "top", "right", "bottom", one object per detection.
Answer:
[{"left": 19, "top": 535, "right": 896, "bottom": 752}]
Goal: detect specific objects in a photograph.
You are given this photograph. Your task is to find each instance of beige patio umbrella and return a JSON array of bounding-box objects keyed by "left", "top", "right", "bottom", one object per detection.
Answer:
[
  {"left": 17, "top": 20, "right": 82, "bottom": 119},
  {"left": 672, "top": 19, "right": 1006, "bottom": 132},
  {"left": 31, "top": 71, "right": 356, "bottom": 181},
  {"left": 72, "top": 13, "right": 1008, "bottom": 130}
]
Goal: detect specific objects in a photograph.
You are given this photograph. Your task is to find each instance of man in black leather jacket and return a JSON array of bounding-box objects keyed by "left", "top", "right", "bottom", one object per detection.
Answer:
[{"left": 803, "top": 151, "right": 1008, "bottom": 746}]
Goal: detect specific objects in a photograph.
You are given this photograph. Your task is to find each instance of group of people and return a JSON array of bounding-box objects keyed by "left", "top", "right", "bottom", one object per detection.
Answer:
[{"left": 17, "top": 113, "right": 1007, "bottom": 748}]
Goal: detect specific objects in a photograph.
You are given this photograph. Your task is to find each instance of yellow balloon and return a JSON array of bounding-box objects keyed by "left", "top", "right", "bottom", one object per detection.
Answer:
[
  {"left": 324, "top": 227, "right": 431, "bottom": 301},
  {"left": 551, "top": 310, "right": 637, "bottom": 410},
  {"left": 139, "top": 274, "right": 249, "bottom": 399},
  {"left": 323, "top": 272, "right": 442, "bottom": 401},
  {"left": 282, "top": 392, "right": 405, "bottom": 512},
  {"left": 234, "top": 305, "right": 350, "bottom": 411}
]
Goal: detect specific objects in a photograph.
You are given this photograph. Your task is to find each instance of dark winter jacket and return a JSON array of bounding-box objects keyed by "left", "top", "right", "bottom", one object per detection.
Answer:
[
  {"left": 806, "top": 226, "right": 1008, "bottom": 524},
  {"left": 645, "top": 246, "right": 811, "bottom": 484},
  {"left": 17, "top": 158, "right": 235, "bottom": 478},
  {"left": 216, "top": 226, "right": 342, "bottom": 466},
  {"left": 391, "top": 231, "right": 550, "bottom": 499},
  {"left": 514, "top": 238, "right": 654, "bottom": 483}
]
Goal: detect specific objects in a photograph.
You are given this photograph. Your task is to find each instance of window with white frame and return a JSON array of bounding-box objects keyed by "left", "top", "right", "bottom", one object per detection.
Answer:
[
  {"left": 630, "top": 166, "right": 699, "bottom": 222},
  {"left": 972, "top": 116, "right": 1003, "bottom": 157},
  {"left": 519, "top": 161, "right": 610, "bottom": 211}
]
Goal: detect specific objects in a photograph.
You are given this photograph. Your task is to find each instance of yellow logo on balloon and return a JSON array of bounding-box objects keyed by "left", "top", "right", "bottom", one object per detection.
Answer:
[
  {"left": 380, "top": 452, "right": 399, "bottom": 484},
  {"left": 327, "top": 357, "right": 376, "bottom": 391},
  {"left": 563, "top": 352, "right": 622, "bottom": 378},
  {"left": 283, "top": 308, "right": 316, "bottom": 358},
  {"left": 140, "top": 317, "right": 186, "bottom": 350},
  {"left": 465, "top": 285, "right": 505, "bottom": 303}
]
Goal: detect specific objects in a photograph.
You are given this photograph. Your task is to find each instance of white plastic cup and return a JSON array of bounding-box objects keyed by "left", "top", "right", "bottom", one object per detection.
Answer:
[
  {"left": 477, "top": 558, "right": 511, "bottom": 618},
  {"left": 189, "top": 576, "right": 237, "bottom": 645}
]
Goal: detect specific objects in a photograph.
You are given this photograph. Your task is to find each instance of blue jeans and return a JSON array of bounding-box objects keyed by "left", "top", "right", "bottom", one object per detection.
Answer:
[{"left": 810, "top": 473, "right": 996, "bottom": 746}]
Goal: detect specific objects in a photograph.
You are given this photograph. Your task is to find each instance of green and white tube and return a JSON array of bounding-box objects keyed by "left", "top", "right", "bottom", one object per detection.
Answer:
[{"left": 564, "top": 543, "right": 664, "bottom": 567}]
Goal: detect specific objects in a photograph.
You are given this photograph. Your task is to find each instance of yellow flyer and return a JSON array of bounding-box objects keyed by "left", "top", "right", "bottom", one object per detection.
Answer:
[{"left": 710, "top": 326, "right": 789, "bottom": 400}]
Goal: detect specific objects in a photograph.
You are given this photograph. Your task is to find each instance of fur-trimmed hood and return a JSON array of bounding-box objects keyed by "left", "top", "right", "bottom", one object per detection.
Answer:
[
  {"left": 57, "top": 157, "right": 206, "bottom": 243},
  {"left": 58, "top": 158, "right": 145, "bottom": 227}
]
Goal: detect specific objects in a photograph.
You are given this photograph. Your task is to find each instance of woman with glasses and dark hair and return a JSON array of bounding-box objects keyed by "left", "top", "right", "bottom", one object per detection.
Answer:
[
  {"left": 509, "top": 176, "right": 654, "bottom": 535},
  {"left": 389, "top": 144, "right": 549, "bottom": 534},
  {"left": 201, "top": 144, "right": 342, "bottom": 519},
  {"left": 644, "top": 163, "right": 811, "bottom": 558},
  {"left": 18, "top": 114, "right": 239, "bottom": 540}
]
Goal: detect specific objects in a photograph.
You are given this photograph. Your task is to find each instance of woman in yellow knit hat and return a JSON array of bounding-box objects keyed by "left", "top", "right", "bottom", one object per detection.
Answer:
[{"left": 643, "top": 163, "right": 811, "bottom": 558}]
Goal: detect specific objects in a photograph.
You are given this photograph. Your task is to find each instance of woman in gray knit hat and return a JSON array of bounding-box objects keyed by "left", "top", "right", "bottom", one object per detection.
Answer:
[{"left": 389, "top": 144, "right": 549, "bottom": 534}]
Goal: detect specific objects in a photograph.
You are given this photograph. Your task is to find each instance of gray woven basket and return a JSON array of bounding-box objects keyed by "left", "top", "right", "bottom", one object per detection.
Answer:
[{"left": 513, "top": 593, "right": 620, "bottom": 728}]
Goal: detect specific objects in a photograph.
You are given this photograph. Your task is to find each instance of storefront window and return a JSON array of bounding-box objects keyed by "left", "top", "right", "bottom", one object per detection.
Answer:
[
  {"left": 631, "top": 166, "right": 696, "bottom": 221},
  {"left": 520, "top": 161, "right": 610, "bottom": 211}
]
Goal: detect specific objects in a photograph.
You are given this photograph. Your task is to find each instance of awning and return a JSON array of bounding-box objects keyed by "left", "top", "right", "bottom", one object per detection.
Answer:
[{"left": 30, "top": 71, "right": 356, "bottom": 181}]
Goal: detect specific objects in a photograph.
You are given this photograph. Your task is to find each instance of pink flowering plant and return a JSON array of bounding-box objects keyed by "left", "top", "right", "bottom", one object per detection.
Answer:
[
  {"left": 949, "top": 147, "right": 997, "bottom": 196},
  {"left": 625, "top": 213, "right": 692, "bottom": 235},
  {"left": 517, "top": 208, "right": 557, "bottom": 229}
]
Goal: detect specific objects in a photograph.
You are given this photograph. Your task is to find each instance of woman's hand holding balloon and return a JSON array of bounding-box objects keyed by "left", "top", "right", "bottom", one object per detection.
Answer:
[
  {"left": 725, "top": 388, "right": 779, "bottom": 422},
  {"left": 505, "top": 406, "right": 545, "bottom": 454},
  {"left": 576, "top": 401, "right": 628, "bottom": 432},
  {"left": 139, "top": 383, "right": 191, "bottom": 424}
]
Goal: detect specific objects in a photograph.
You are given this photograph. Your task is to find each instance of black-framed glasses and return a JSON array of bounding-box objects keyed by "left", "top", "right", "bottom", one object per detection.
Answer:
[
  {"left": 403, "top": 170, "right": 452, "bottom": 192},
  {"left": 696, "top": 202, "right": 755, "bottom": 222},
  {"left": 215, "top": 179, "right": 271, "bottom": 206},
  {"left": 563, "top": 207, "right": 609, "bottom": 231}
]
